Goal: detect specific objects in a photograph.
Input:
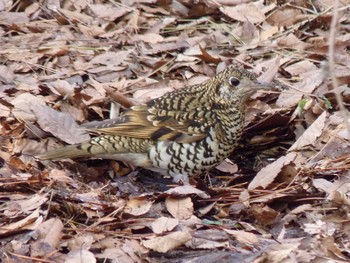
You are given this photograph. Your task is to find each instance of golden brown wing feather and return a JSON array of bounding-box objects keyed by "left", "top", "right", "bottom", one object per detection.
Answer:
[{"left": 87, "top": 105, "right": 213, "bottom": 143}]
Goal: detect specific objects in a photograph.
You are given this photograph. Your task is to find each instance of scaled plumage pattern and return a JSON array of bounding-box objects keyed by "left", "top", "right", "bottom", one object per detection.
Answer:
[{"left": 38, "top": 66, "right": 271, "bottom": 182}]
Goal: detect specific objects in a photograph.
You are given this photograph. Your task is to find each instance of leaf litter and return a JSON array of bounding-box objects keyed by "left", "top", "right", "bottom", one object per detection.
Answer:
[{"left": 1, "top": 0, "right": 350, "bottom": 262}]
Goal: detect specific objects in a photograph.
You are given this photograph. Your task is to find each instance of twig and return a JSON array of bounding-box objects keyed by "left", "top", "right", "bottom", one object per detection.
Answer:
[
  {"left": 328, "top": 0, "right": 350, "bottom": 135},
  {"left": 103, "top": 86, "right": 136, "bottom": 108},
  {"left": 7, "top": 252, "right": 56, "bottom": 263}
]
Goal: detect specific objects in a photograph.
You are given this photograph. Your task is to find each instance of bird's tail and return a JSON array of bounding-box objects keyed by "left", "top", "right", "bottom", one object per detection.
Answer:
[
  {"left": 36, "top": 142, "right": 95, "bottom": 160},
  {"left": 37, "top": 136, "right": 120, "bottom": 160}
]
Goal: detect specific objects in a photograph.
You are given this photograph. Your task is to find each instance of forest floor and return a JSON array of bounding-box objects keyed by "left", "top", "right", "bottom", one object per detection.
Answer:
[{"left": 1, "top": 1, "right": 350, "bottom": 262}]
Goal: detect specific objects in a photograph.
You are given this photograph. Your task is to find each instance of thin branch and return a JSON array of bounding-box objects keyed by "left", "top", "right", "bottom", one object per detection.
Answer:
[{"left": 328, "top": 0, "right": 350, "bottom": 134}]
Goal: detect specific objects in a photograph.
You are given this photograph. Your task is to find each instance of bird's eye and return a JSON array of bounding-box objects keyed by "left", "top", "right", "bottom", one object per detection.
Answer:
[{"left": 229, "top": 77, "right": 240, "bottom": 86}]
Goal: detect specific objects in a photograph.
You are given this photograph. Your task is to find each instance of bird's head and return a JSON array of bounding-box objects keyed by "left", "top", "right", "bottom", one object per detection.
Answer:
[{"left": 211, "top": 66, "right": 272, "bottom": 106}]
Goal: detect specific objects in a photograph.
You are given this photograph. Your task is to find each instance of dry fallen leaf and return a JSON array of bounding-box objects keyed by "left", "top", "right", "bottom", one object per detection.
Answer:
[
  {"left": 248, "top": 152, "right": 297, "bottom": 190},
  {"left": 165, "top": 185, "right": 210, "bottom": 198},
  {"left": 220, "top": 3, "right": 265, "bottom": 23},
  {"left": 31, "top": 104, "right": 90, "bottom": 144},
  {"left": 142, "top": 231, "right": 192, "bottom": 253},
  {"left": 31, "top": 218, "right": 64, "bottom": 257},
  {"left": 165, "top": 197, "right": 193, "bottom": 220},
  {"left": 215, "top": 158, "right": 239, "bottom": 173},
  {"left": 276, "top": 68, "right": 325, "bottom": 107},
  {"left": 65, "top": 250, "right": 96, "bottom": 263},
  {"left": 289, "top": 111, "right": 328, "bottom": 151},
  {"left": 0, "top": 208, "right": 42, "bottom": 235},
  {"left": 224, "top": 229, "right": 259, "bottom": 245},
  {"left": 151, "top": 216, "right": 179, "bottom": 234},
  {"left": 124, "top": 197, "right": 153, "bottom": 216}
]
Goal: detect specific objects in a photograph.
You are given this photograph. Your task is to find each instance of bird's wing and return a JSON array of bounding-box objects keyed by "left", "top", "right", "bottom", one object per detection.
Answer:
[{"left": 87, "top": 105, "right": 214, "bottom": 143}]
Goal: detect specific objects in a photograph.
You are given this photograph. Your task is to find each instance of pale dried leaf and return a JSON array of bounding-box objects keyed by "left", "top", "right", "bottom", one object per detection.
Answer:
[
  {"left": 0, "top": 208, "right": 42, "bottom": 235},
  {"left": 265, "top": 242, "right": 301, "bottom": 262},
  {"left": 124, "top": 197, "right": 153, "bottom": 216},
  {"left": 49, "top": 169, "right": 76, "bottom": 185},
  {"left": 220, "top": 3, "right": 265, "bottom": 23},
  {"left": 142, "top": 231, "right": 192, "bottom": 253},
  {"left": 267, "top": 7, "right": 303, "bottom": 27},
  {"left": 31, "top": 104, "right": 90, "bottom": 144},
  {"left": 261, "top": 25, "right": 279, "bottom": 41},
  {"left": 95, "top": 248, "right": 134, "bottom": 263},
  {"left": 257, "top": 55, "right": 280, "bottom": 84},
  {"left": 276, "top": 69, "right": 324, "bottom": 107},
  {"left": 133, "top": 33, "right": 164, "bottom": 44},
  {"left": 0, "top": 11, "right": 29, "bottom": 24},
  {"left": 289, "top": 111, "right": 328, "bottom": 151},
  {"left": 239, "top": 189, "right": 250, "bottom": 207},
  {"left": 90, "top": 4, "right": 129, "bottom": 21},
  {"left": 165, "top": 185, "right": 210, "bottom": 198},
  {"left": 284, "top": 60, "right": 318, "bottom": 76},
  {"left": 224, "top": 229, "right": 259, "bottom": 245},
  {"left": 165, "top": 197, "right": 193, "bottom": 220},
  {"left": 152, "top": 217, "right": 179, "bottom": 234},
  {"left": 313, "top": 178, "right": 333, "bottom": 194},
  {"left": 5, "top": 193, "right": 48, "bottom": 215},
  {"left": 277, "top": 33, "right": 311, "bottom": 50},
  {"left": 0, "top": 65, "right": 15, "bottom": 83},
  {"left": 59, "top": 8, "right": 93, "bottom": 24},
  {"left": 11, "top": 93, "right": 46, "bottom": 122},
  {"left": 133, "top": 87, "right": 173, "bottom": 103},
  {"left": 0, "top": 103, "right": 10, "bottom": 118},
  {"left": 248, "top": 152, "right": 297, "bottom": 190},
  {"left": 67, "top": 234, "right": 94, "bottom": 251},
  {"left": 215, "top": 158, "right": 238, "bottom": 173},
  {"left": 51, "top": 79, "right": 75, "bottom": 98},
  {"left": 90, "top": 50, "right": 133, "bottom": 66},
  {"left": 65, "top": 250, "right": 96, "bottom": 263},
  {"left": 31, "top": 218, "right": 64, "bottom": 257},
  {"left": 186, "top": 237, "right": 229, "bottom": 249}
]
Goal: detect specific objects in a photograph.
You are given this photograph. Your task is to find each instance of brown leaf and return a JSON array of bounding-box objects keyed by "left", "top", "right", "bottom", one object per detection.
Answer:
[
  {"left": 215, "top": 158, "right": 239, "bottom": 173},
  {"left": 266, "top": 7, "right": 304, "bottom": 27},
  {"left": 124, "top": 197, "right": 153, "bottom": 216},
  {"left": 224, "top": 229, "right": 259, "bottom": 245},
  {"left": 289, "top": 111, "right": 328, "bottom": 151},
  {"left": 277, "top": 33, "right": 311, "bottom": 50},
  {"left": 12, "top": 93, "right": 46, "bottom": 122},
  {"left": 31, "top": 104, "right": 90, "bottom": 144},
  {"left": 250, "top": 204, "right": 279, "bottom": 226},
  {"left": 276, "top": 68, "right": 325, "bottom": 107},
  {"left": 90, "top": 50, "right": 133, "bottom": 66},
  {"left": 31, "top": 218, "right": 64, "bottom": 257},
  {"left": 186, "top": 229, "right": 229, "bottom": 249},
  {"left": 0, "top": 208, "right": 42, "bottom": 236},
  {"left": 248, "top": 152, "right": 297, "bottom": 190},
  {"left": 257, "top": 55, "right": 280, "bottom": 84},
  {"left": 0, "top": 65, "right": 15, "bottom": 84},
  {"left": 133, "top": 33, "right": 164, "bottom": 44},
  {"left": 58, "top": 8, "right": 93, "bottom": 24},
  {"left": 284, "top": 60, "right": 318, "bottom": 76},
  {"left": 133, "top": 86, "right": 174, "bottom": 104},
  {"left": 151, "top": 217, "right": 179, "bottom": 234},
  {"left": 165, "top": 185, "right": 210, "bottom": 198},
  {"left": 142, "top": 231, "right": 192, "bottom": 253},
  {"left": 0, "top": 11, "right": 29, "bottom": 24},
  {"left": 89, "top": 4, "right": 129, "bottom": 21},
  {"left": 198, "top": 46, "right": 221, "bottom": 64},
  {"left": 165, "top": 197, "right": 193, "bottom": 220},
  {"left": 65, "top": 250, "right": 96, "bottom": 263},
  {"left": 220, "top": 3, "right": 265, "bottom": 23}
]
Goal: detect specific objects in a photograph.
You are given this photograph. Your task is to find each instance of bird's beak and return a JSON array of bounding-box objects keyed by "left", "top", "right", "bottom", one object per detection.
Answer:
[{"left": 240, "top": 78, "right": 273, "bottom": 92}]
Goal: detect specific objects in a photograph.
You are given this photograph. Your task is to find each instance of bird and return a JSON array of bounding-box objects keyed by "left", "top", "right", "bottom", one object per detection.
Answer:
[{"left": 37, "top": 65, "right": 272, "bottom": 182}]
